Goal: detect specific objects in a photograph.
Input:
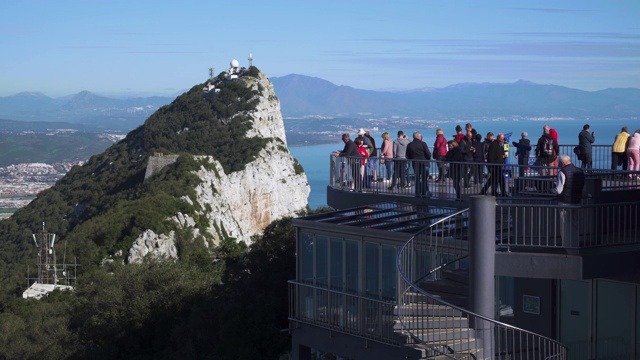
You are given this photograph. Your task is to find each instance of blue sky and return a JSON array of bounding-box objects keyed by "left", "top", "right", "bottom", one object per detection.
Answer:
[{"left": 1, "top": 0, "right": 638, "bottom": 97}]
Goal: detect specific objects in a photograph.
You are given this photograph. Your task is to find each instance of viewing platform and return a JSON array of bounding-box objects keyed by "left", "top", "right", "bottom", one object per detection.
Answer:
[{"left": 290, "top": 143, "right": 640, "bottom": 360}]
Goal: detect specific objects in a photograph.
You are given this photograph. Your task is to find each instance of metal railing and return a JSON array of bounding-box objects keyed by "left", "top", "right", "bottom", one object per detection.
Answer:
[
  {"left": 330, "top": 152, "right": 640, "bottom": 200},
  {"left": 397, "top": 209, "right": 568, "bottom": 359},
  {"left": 288, "top": 281, "right": 400, "bottom": 345},
  {"left": 497, "top": 202, "right": 640, "bottom": 249}
]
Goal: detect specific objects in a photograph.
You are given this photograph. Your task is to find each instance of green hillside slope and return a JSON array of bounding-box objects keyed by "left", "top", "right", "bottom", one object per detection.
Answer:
[{"left": 0, "top": 67, "right": 299, "bottom": 358}]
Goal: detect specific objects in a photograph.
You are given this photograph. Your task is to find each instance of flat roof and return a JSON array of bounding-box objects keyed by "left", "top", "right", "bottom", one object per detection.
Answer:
[{"left": 297, "top": 202, "right": 459, "bottom": 234}]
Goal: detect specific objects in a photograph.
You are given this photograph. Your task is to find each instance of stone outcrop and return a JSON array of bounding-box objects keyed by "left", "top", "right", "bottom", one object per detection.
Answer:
[{"left": 127, "top": 230, "right": 178, "bottom": 264}]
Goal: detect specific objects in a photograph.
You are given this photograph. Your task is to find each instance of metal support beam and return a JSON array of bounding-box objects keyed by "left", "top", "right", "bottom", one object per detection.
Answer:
[{"left": 469, "top": 195, "right": 496, "bottom": 356}]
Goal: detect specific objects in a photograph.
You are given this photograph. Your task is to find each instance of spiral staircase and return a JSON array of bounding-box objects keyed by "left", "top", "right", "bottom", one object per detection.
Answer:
[{"left": 395, "top": 209, "right": 567, "bottom": 359}]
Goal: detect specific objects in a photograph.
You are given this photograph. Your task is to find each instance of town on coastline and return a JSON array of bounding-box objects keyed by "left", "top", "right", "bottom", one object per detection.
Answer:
[{"left": 0, "top": 161, "right": 84, "bottom": 218}]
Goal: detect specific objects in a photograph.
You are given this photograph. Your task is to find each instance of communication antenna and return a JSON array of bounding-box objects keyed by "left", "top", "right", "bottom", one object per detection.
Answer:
[
  {"left": 23, "top": 223, "right": 80, "bottom": 298},
  {"left": 248, "top": 53, "right": 253, "bottom": 67},
  {"left": 209, "top": 67, "right": 215, "bottom": 80}
]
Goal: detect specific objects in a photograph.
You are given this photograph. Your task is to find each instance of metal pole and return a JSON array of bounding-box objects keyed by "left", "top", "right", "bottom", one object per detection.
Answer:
[{"left": 469, "top": 195, "right": 496, "bottom": 357}]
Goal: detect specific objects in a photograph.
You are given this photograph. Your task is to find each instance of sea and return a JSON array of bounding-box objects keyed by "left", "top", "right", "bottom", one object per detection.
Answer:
[{"left": 288, "top": 119, "right": 636, "bottom": 209}]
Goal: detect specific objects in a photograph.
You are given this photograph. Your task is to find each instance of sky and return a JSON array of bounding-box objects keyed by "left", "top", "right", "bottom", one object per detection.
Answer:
[{"left": 1, "top": 0, "right": 639, "bottom": 98}]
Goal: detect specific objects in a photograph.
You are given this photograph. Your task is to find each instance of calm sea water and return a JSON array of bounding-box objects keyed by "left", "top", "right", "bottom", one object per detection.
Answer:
[{"left": 289, "top": 119, "right": 634, "bottom": 209}]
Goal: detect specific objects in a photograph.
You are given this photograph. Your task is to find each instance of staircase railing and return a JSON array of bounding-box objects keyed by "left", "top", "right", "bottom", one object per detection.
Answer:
[{"left": 397, "top": 208, "right": 568, "bottom": 359}]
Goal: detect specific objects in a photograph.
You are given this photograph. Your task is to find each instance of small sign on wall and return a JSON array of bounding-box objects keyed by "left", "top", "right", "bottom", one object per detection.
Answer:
[{"left": 523, "top": 295, "right": 540, "bottom": 315}]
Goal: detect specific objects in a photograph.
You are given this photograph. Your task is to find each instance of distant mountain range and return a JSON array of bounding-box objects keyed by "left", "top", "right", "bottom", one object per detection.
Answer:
[
  {"left": 2, "top": 76, "right": 639, "bottom": 132},
  {"left": 270, "top": 75, "right": 640, "bottom": 120},
  {"left": 0, "top": 91, "right": 175, "bottom": 131}
]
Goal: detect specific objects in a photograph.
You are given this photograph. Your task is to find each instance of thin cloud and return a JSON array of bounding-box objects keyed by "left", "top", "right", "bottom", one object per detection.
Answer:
[
  {"left": 509, "top": 32, "right": 640, "bottom": 40},
  {"left": 123, "top": 51, "right": 202, "bottom": 54},
  {"left": 505, "top": 7, "right": 596, "bottom": 13},
  {"left": 54, "top": 45, "right": 126, "bottom": 49}
]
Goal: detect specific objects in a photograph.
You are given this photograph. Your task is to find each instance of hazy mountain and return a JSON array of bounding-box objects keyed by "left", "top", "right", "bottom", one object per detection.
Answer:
[
  {"left": 3, "top": 77, "right": 640, "bottom": 131},
  {"left": 271, "top": 75, "right": 640, "bottom": 119},
  {"left": 0, "top": 91, "right": 175, "bottom": 130}
]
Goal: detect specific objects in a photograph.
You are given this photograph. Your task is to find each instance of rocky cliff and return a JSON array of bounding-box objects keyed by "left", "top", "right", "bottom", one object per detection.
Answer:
[{"left": 126, "top": 68, "right": 309, "bottom": 261}]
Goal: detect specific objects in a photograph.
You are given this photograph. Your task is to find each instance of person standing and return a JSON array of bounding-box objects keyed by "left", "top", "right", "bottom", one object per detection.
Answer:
[
  {"left": 364, "top": 130, "right": 378, "bottom": 181},
  {"left": 627, "top": 130, "right": 640, "bottom": 176},
  {"left": 355, "top": 137, "right": 369, "bottom": 190},
  {"left": 465, "top": 123, "right": 478, "bottom": 137},
  {"left": 612, "top": 127, "right": 630, "bottom": 170},
  {"left": 380, "top": 132, "right": 393, "bottom": 181},
  {"left": 578, "top": 124, "right": 595, "bottom": 168},
  {"left": 356, "top": 129, "right": 367, "bottom": 149},
  {"left": 471, "top": 133, "right": 484, "bottom": 185},
  {"left": 512, "top": 132, "right": 532, "bottom": 178},
  {"left": 481, "top": 133, "right": 508, "bottom": 196},
  {"left": 552, "top": 154, "right": 585, "bottom": 247},
  {"left": 334, "top": 133, "right": 360, "bottom": 189},
  {"left": 389, "top": 130, "right": 410, "bottom": 190},
  {"left": 445, "top": 140, "right": 463, "bottom": 200},
  {"left": 459, "top": 131, "right": 474, "bottom": 187},
  {"left": 454, "top": 125, "right": 465, "bottom": 142},
  {"left": 535, "top": 125, "right": 559, "bottom": 176},
  {"left": 433, "top": 128, "right": 448, "bottom": 182},
  {"left": 406, "top": 131, "right": 432, "bottom": 197},
  {"left": 549, "top": 128, "right": 560, "bottom": 173}
]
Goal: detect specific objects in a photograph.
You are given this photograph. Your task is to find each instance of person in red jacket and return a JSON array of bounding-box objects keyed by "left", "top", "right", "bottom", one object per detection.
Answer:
[
  {"left": 549, "top": 128, "right": 560, "bottom": 173},
  {"left": 433, "top": 128, "right": 448, "bottom": 182}
]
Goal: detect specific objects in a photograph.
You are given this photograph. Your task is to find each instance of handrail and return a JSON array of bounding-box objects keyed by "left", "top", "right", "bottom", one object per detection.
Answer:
[
  {"left": 330, "top": 152, "right": 640, "bottom": 202},
  {"left": 496, "top": 201, "right": 640, "bottom": 249},
  {"left": 288, "top": 280, "right": 400, "bottom": 345},
  {"left": 396, "top": 208, "right": 567, "bottom": 359}
]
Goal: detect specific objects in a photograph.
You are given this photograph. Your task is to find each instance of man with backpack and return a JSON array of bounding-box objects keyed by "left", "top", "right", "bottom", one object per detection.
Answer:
[{"left": 535, "top": 125, "right": 559, "bottom": 176}]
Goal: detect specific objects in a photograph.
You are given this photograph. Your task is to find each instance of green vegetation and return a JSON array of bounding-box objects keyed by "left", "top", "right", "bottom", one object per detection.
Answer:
[
  {"left": 0, "top": 216, "right": 299, "bottom": 359},
  {"left": 0, "top": 69, "right": 305, "bottom": 357}
]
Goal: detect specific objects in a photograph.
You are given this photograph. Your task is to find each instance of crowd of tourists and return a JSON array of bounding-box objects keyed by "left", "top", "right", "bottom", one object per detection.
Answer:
[{"left": 335, "top": 122, "right": 640, "bottom": 199}]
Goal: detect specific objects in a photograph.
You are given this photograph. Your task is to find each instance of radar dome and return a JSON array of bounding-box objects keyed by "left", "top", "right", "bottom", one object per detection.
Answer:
[{"left": 231, "top": 59, "right": 239, "bottom": 67}]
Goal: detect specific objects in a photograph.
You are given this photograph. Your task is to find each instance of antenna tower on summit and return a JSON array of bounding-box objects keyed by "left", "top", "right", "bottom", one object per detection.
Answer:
[
  {"left": 248, "top": 53, "right": 253, "bottom": 67},
  {"left": 209, "top": 67, "right": 215, "bottom": 80}
]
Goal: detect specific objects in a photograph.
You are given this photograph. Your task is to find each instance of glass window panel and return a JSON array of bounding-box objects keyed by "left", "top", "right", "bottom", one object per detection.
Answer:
[
  {"left": 330, "top": 238, "right": 343, "bottom": 290},
  {"left": 300, "top": 232, "right": 314, "bottom": 283},
  {"left": 345, "top": 240, "right": 359, "bottom": 293},
  {"left": 316, "top": 236, "right": 328, "bottom": 287},
  {"left": 381, "top": 245, "right": 397, "bottom": 300},
  {"left": 365, "top": 243, "right": 380, "bottom": 297}
]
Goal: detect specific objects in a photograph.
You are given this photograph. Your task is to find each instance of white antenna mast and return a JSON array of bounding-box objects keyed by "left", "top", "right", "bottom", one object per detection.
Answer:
[{"left": 248, "top": 53, "right": 253, "bottom": 67}]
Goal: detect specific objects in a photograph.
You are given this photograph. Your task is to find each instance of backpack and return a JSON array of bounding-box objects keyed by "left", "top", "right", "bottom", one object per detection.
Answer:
[{"left": 542, "top": 137, "right": 554, "bottom": 156}]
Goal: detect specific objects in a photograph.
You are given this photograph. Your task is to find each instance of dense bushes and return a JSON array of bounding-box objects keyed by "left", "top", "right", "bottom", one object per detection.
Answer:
[
  {"left": 143, "top": 78, "right": 268, "bottom": 173},
  {"left": 0, "top": 215, "right": 298, "bottom": 359}
]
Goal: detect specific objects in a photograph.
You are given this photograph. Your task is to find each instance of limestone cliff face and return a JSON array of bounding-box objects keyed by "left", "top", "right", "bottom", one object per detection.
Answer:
[
  {"left": 128, "top": 70, "right": 309, "bottom": 260},
  {"left": 191, "top": 72, "right": 309, "bottom": 244},
  {"left": 192, "top": 142, "right": 308, "bottom": 245}
]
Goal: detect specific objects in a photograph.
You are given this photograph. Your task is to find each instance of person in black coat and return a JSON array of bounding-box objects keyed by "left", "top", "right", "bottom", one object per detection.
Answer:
[
  {"left": 445, "top": 140, "right": 463, "bottom": 200},
  {"left": 577, "top": 124, "right": 595, "bottom": 168},
  {"left": 512, "top": 132, "right": 532, "bottom": 178},
  {"left": 471, "top": 133, "right": 484, "bottom": 185},
  {"left": 334, "top": 133, "right": 360, "bottom": 189},
  {"left": 459, "top": 131, "right": 474, "bottom": 187},
  {"left": 481, "top": 133, "right": 508, "bottom": 196},
  {"left": 406, "top": 131, "right": 432, "bottom": 197}
]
